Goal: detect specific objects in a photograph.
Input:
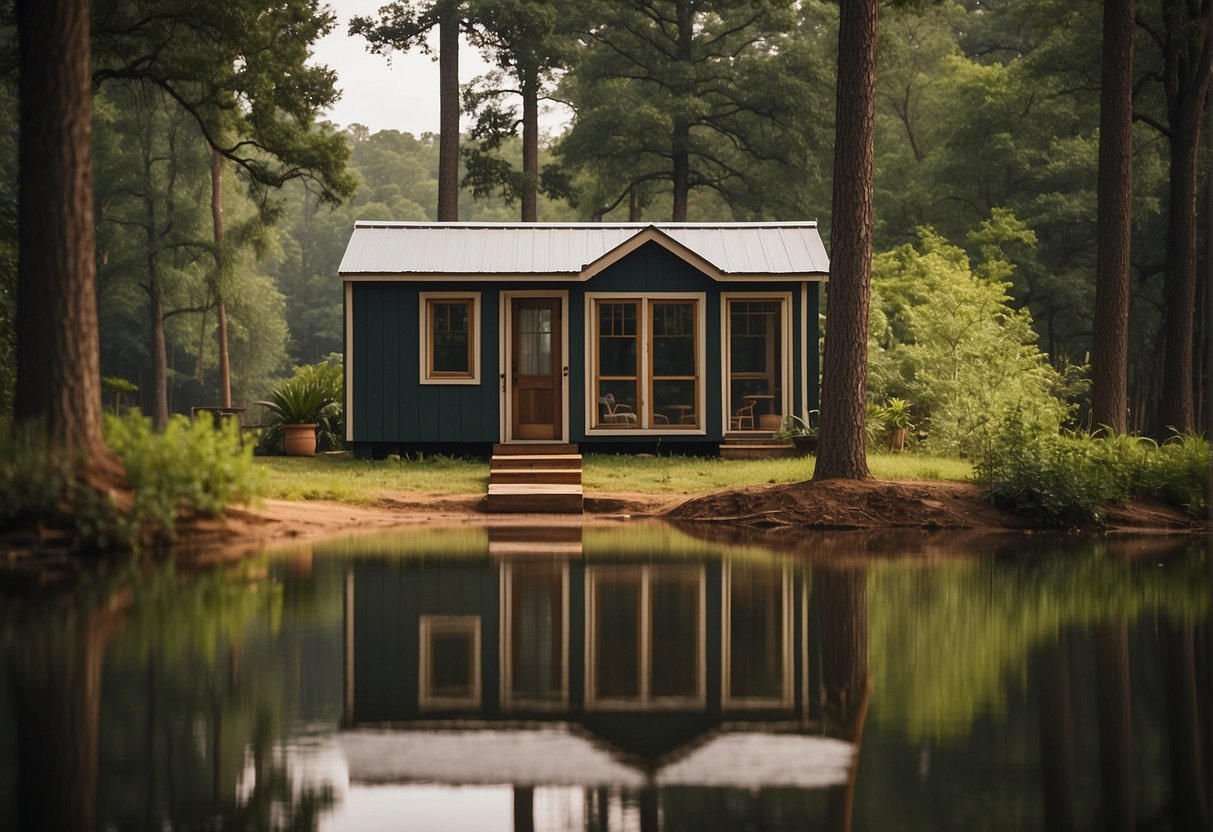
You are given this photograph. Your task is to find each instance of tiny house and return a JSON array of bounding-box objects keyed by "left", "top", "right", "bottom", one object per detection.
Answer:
[{"left": 339, "top": 221, "right": 828, "bottom": 456}]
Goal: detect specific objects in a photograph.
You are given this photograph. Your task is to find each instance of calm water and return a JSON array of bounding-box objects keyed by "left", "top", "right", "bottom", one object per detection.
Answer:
[{"left": 1, "top": 523, "right": 1209, "bottom": 831}]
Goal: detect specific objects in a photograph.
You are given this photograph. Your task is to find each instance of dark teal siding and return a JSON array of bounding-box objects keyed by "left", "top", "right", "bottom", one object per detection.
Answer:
[
  {"left": 351, "top": 560, "right": 500, "bottom": 722},
  {"left": 350, "top": 282, "right": 500, "bottom": 443}
]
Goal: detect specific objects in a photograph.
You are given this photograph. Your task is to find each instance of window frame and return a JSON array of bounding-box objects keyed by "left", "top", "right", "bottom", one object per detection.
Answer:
[
  {"left": 721, "top": 565, "right": 793, "bottom": 710},
  {"left": 585, "top": 292, "right": 707, "bottom": 435},
  {"left": 720, "top": 292, "right": 793, "bottom": 434},
  {"left": 419, "top": 291, "right": 481, "bottom": 385},
  {"left": 418, "top": 614, "right": 483, "bottom": 711},
  {"left": 584, "top": 565, "right": 707, "bottom": 711}
]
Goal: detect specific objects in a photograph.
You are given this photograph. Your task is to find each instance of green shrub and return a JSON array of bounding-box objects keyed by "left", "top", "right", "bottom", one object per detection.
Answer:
[
  {"left": 256, "top": 357, "right": 344, "bottom": 455},
  {"left": 0, "top": 420, "right": 130, "bottom": 550},
  {"left": 106, "top": 410, "right": 265, "bottom": 540},
  {"left": 975, "top": 414, "right": 1209, "bottom": 525}
]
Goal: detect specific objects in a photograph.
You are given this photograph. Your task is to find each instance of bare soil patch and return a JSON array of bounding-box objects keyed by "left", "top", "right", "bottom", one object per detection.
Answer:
[{"left": 665, "top": 477, "right": 1203, "bottom": 532}]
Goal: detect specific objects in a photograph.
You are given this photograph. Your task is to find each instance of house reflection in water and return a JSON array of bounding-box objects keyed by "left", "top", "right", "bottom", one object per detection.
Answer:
[{"left": 340, "top": 528, "right": 853, "bottom": 830}]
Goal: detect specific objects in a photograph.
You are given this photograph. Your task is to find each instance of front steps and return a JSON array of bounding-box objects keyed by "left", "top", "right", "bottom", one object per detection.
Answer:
[
  {"left": 718, "top": 431, "right": 795, "bottom": 460},
  {"left": 486, "top": 444, "right": 583, "bottom": 513}
]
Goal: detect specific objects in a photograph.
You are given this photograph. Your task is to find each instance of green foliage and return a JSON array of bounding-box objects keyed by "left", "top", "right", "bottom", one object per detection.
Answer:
[
  {"left": 106, "top": 411, "right": 265, "bottom": 541},
  {"left": 975, "top": 414, "right": 1210, "bottom": 524},
  {"left": 255, "top": 358, "right": 343, "bottom": 454},
  {"left": 869, "top": 229, "right": 1079, "bottom": 456},
  {"left": 878, "top": 397, "right": 914, "bottom": 430},
  {"left": 773, "top": 412, "right": 817, "bottom": 441},
  {"left": 0, "top": 421, "right": 131, "bottom": 551}
]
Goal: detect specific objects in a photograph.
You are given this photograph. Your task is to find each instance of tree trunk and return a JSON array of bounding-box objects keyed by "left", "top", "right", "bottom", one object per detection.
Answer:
[
  {"left": 211, "top": 147, "right": 232, "bottom": 407},
  {"left": 1164, "top": 621, "right": 1208, "bottom": 831},
  {"left": 1038, "top": 642, "right": 1077, "bottom": 832},
  {"left": 1091, "top": 0, "right": 1135, "bottom": 434},
  {"left": 149, "top": 280, "right": 169, "bottom": 429},
  {"left": 12, "top": 597, "right": 126, "bottom": 832},
  {"left": 1157, "top": 2, "right": 1211, "bottom": 436},
  {"left": 1094, "top": 623, "right": 1134, "bottom": 832},
  {"left": 672, "top": 127, "right": 689, "bottom": 222},
  {"left": 815, "top": 565, "right": 870, "bottom": 832},
  {"left": 437, "top": 4, "right": 460, "bottom": 221},
  {"left": 521, "top": 67, "right": 539, "bottom": 222},
  {"left": 815, "top": 0, "right": 879, "bottom": 481},
  {"left": 14, "top": 0, "right": 107, "bottom": 458}
]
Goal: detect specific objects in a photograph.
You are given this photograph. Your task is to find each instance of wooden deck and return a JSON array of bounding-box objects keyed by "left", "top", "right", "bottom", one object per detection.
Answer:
[
  {"left": 718, "top": 431, "right": 796, "bottom": 460},
  {"left": 486, "top": 444, "right": 583, "bottom": 513}
]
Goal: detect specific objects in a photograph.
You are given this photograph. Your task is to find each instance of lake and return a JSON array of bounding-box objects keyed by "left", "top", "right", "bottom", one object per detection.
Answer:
[{"left": 1, "top": 522, "right": 1209, "bottom": 831}]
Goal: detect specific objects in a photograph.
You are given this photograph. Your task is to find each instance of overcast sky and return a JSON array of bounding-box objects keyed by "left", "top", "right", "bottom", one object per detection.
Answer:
[{"left": 314, "top": 0, "right": 569, "bottom": 136}]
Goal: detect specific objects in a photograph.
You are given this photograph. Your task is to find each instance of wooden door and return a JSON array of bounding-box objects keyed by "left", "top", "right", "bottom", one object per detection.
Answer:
[{"left": 511, "top": 297, "right": 563, "bottom": 440}]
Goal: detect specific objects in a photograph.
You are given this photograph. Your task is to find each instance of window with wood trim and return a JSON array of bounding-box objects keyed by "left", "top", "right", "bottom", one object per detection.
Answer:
[
  {"left": 421, "top": 293, "right": 479, "bottom": 383},
  {"left": 590, "top": 297, "right": 701, "bottom": 430}
]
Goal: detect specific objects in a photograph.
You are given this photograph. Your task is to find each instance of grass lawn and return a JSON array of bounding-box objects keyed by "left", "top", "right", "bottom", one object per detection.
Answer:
[{"left": 257, "top": 451, "right": 973, "bottom": 504}]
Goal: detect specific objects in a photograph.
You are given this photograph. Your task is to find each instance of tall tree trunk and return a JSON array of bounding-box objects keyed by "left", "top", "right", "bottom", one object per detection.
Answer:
[
  {"left": 1038, "top": 642, "right": 1077, "bottom": 832},
  {"left": 1094, "top": 623, "right": 1134, "bottom": 832},
  {"left": 815, "top": 565, "right": 870, "bottom": 832},
  {"left": 437, "top": 4, "right": 460, "bottom": 221},
  {"left": 1156, "top": 1, "right": 1211, "bottom": 436},
  {"left": 815, "top": 0, "right": 879, "bottom": 481},
  {"left": 211, "top": 147, "right": 232, "bottom": 407},
  {"left": 1164, "top": 621, "right": 1208, "bottom": 831},
  {"left": 11, "top": 597, "right": 125, "bottom": 832},
  {"left": 1092, "top": 0, "right": 1135, "bottom": 434},
  {"left": 672, "top": 127, "right": 689, "bottom": 222},
  {"left": 149, "top": 280, "right": 169, "bottom": 429},
  {"left": 521, "top": 67, "right": 539, "bottom": 222},
  {"left": 14, "top": 0, "right": 107, "bottom": 458}
]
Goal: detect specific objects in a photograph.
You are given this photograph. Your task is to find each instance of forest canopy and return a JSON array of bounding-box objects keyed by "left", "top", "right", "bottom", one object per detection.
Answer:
[{"left": 0, "top": 0, "right": 1207, "bottom": 437}]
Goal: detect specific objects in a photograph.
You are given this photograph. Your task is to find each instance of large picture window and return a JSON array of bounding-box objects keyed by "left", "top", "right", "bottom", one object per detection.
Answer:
[
  {"left": 590, "top": 296, "right": 703, "bottom": 431},
  {"left": 420, "top": 292, "right": 480, "bottom": 384}
]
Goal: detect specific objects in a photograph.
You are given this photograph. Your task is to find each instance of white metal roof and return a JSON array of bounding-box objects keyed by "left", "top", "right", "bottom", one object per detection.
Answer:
[
  {"left": 338, "top": 221, "right": 829, "bottom": 281},
  {"left": 338, "top": 726, "right": 852, "bottom": 789}
]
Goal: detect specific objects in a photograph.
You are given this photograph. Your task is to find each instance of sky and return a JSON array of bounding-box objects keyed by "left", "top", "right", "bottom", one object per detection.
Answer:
[{"left": 313, "top": 0, "right": 569, "bottom": 136}]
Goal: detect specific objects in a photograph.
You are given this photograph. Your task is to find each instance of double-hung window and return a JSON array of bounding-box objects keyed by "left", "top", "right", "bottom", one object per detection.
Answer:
[
  {"left": 589, "top": 295, "right": 704, "bottom": 431},
  {"left": 420, "top": 292, "right": 480, "bottom": 384}
]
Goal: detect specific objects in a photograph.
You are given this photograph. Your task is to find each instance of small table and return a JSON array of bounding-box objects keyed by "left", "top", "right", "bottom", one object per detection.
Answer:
[{"left": 191, "top": 406, "right": 248, "bottom": 445}]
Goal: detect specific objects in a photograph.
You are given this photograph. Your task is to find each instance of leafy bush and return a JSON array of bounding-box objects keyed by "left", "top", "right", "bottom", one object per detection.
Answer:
[
  {"left": 975, "top": 414, "right": 1209, "bottom": 525},
  {"left": 0, "top": 420, "right": 130, "bottom": 550},
  {"left": 106, "top": 410, "right": 265, "bottom": 541},
  {"left": 256, "top": 356, "right": 344, "bottom": 455},
  {"left": 1, "top": 410, "right": 263, "bottom": 551}
]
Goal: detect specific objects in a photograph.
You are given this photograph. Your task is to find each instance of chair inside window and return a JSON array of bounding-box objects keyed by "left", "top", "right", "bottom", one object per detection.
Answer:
[
  {"left": 599, "top": 394, "right": 637, "bottom": 426},
  {"left": 731, "top": 401, "right": 755, "bottom": 430}
]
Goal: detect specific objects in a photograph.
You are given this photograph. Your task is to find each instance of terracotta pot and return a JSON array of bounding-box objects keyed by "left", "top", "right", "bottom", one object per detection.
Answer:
[
  {"left": 792, "top": 435, "right": 819, "bottom": 457},
  {"left": 888, "top": 426, "right": 907, "bottom": 452},
  {"left": 284, "top": 423, "right": 318, "bottom": 457}
]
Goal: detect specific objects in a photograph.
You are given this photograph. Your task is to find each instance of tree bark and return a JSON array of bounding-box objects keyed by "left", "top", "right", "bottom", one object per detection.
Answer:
[
  {"left": 14, "top": 0, "right": 107, "bottom": 458},
  {"left": 521, "top": 67, "right": 539, "bottom": 223},
  {"left": 815, "top": 0, "right": 879, "bottom": 481},
  {"left": 149, "top": 279, "right": 169, "bottom": 429},
  {"left": 1091, "top": 0, "right": 1135, "bottom": 434},
  {"left": 211, "top": 147, "right": 232, "bottom": 407},
  {"left": 437, "top": 3, "right": 460, "bottom": 221},
  {"left": 1156, "top": 1, "right": 1211, "bottom": 436},
  {"left": 1094, "top": 623, "right": 1134, "bottom": 832},
  {"left": 1038, "top": 642, "right": 1077, "bottom": 832}
]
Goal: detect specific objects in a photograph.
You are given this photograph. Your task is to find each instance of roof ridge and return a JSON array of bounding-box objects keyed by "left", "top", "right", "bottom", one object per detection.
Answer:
[{"left": 352, "top": 220, "right": 819, "bottom": 229}]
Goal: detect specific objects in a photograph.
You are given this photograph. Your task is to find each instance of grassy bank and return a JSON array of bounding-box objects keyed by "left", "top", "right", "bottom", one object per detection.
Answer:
[{"left": 257, "top": 452, "right": 973, "bottom": 505}]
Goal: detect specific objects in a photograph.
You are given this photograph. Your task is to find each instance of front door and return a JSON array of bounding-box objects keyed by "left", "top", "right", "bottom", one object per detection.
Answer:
[{"left": 510, "top": 297, "right": 563, "bottom": 440}]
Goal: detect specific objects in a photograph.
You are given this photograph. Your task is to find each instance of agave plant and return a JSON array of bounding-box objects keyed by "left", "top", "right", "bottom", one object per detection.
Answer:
[{"left": 256, "top": 376, "right": 342, "bottom": 455}]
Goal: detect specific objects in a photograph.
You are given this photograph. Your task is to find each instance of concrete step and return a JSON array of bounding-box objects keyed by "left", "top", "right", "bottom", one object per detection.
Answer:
[
  {"left": 492, "top": 443, "right": 579, "bottom": 455},
  {"left": 719, "top": 443, "right": 796, "bottom": 460},
  {"left": 485, "top": 483, "right": 584, "bottom": 513},
  {"left": 489, "top": 467, "right": 583, "bottom": 485},
  {"left": 490, "top": 453, "right": 582, "bottom": 470}
]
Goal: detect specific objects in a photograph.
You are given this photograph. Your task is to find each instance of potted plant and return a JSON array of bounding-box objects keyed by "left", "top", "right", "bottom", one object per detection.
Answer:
[
  {"left": 882, "top": 397, "right": 914, "bottom": 452},
  {"left": 774, "top": 411, "right": 819, "bottom": 456},
  {"left": 257, "top": 377, "right": 339, "bottom": 457}
]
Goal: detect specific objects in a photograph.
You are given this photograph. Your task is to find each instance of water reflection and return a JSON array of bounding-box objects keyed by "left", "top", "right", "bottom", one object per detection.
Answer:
[{"left": 0, "top": 526, "right": 1208, "bottom": 831}]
